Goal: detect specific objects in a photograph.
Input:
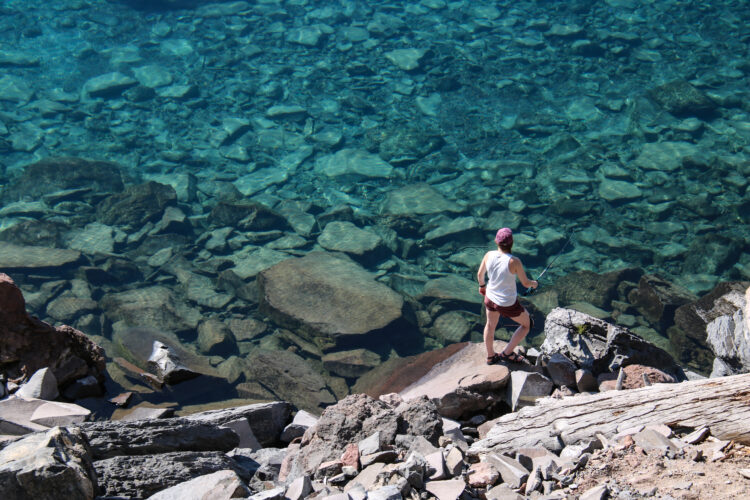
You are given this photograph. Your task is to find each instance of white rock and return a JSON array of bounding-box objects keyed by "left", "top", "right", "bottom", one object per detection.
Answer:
[
  {"left": 315, "top": 149, "right": 394, "bottom": 179},
  {"left": 385, "top": 48, "right": 426, "bottom": 71},
  {"left": 425, "top": 479, "right": 465, "bottom": 500},
  {"left": 82, "top": 72, "right": 137, "bottom": 98},
  {"left": 148, "top": 470, "right": 250, "bottom": 500},
  {"left": 29, "top": 401, "right": 90, "bottom": 427},
  {"left": 16, "top": 368, "right": 59, "bottom": 401}
]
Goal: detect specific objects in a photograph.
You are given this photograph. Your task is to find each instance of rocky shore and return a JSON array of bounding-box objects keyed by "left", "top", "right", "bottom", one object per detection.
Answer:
[{"left": 2, "top": 275, "right": 749, "bottom": 498}]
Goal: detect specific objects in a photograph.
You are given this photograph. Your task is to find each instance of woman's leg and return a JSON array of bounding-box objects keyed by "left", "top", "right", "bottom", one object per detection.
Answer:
[
  {"left": 484, "top": 308, "right": 501, "bottom": 357},
  {"left": 502, "top": 309, "right": 531, "bottom": 355}
]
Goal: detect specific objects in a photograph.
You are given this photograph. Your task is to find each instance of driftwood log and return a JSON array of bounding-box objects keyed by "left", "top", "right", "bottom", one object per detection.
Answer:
[{"left": 469, "top": 373, "right": 750, "bottom": 457}]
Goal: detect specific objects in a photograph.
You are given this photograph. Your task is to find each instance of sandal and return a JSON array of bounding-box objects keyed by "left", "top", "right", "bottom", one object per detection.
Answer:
[
  {"left": 486, "top": 353, "right": 502, "bottom": 365},
  {"left": 498, "top": 351, "right": 526, "bottom": 364}
]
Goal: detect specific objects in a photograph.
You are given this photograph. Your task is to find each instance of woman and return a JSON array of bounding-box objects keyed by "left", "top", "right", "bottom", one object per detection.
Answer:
[{"left": 477, "top": 227, "right": 538, "bottom": 364}]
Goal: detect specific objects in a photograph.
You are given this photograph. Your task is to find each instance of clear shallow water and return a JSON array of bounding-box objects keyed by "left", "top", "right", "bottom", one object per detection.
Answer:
[{"left": 0, "top": 0, "right": 748, "bottom": 408}]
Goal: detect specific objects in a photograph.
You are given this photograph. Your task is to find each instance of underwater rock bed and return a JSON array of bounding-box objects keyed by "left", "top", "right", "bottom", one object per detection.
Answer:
[{"left": 0, "top": 0, "right": 748, "bottom": 409}]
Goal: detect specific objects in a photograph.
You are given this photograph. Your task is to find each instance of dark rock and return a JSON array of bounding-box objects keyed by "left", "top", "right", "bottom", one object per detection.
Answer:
[
  {"left": 671, "top": 281, "right": 750, "bottom": 372},
  {"left": 77, "top": 418, "right": 239, "bottom": 459},
  {"left": 0, "top": 157, "right": 124, "bottom": 204},
  {"left": 96, "top": 181, "right": 177, "bottom": 229},
  {"left": 322, "top": 348, "right": 381, "bottom": 378},
  {"left": 395, "top": 396, "right": 443, "bottom": 446},
  {"left": 649, "top": 80, "right": 717, "bottom": 117},
  {"left": 147, "top": 341, "right": 200, "bottom": 385},
  {"left": 0, "top": 426, "right": 98, "bottom": 500},
  {"left": 63, "top": 375, "right": 104, "bottom": 400},
  {"left": 545, "top": 353, "right": 577, "bottom": 388},
  {"left": 209, "top": 200, "right": 289, "bottom": 231},
  {"left": 683, "top": 234, "right": 745, "bottom": 278},
  {"left": 197, "top": 319, "right": 238, "bottom": 357},
  {"left": 540, "top": 308, "right": 686, "bottom": 380},
  {"left": 0, "top": 274, "right": 106, "bottom": 390},
  {"left": 94, "top": 451, "right": 246, "bottom": 499},
  {"left": 629, "top": 274, "right": 697, "bottom": 329},
  {"left": 183, "top": 401, "right": 292, "bottom": 447}
]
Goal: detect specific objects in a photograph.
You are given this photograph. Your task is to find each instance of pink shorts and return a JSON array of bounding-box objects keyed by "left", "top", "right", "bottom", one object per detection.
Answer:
[{"left": 484, "top": 298, "right": 525, "bottom": 318}]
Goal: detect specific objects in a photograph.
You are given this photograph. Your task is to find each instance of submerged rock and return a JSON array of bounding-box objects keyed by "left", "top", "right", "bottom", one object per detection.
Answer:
[
  {"left": 147, "top": 341, "right": 200, "bottom": 385},
  {"left": 259, "top": 252, "right": 416, "bottom": 352}
]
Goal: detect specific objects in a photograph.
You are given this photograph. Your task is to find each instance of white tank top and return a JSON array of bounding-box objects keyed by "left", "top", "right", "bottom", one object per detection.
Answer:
[{"left": 485, "top": 251, "right": 517, "bottom": 306}]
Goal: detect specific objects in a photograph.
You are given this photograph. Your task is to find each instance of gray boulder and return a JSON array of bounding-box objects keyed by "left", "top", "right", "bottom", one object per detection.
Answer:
[
  {"left": 77, "top": 419, "right": 239, "bottom": 459},
  {"left": 0, "top": 427, "right": 98, "bottom": 500},
  {"left": 540, "top": 308, "right": 686, "bottom": 380},
  {"left": 183, "top": 401, "right": 292, "bottom": 447},
  {"left": 673, "top": 282, "right": 750, "bottom": 373},
  {"left": 707, "top": 286, "right": 749, "bottom": 376},
  {"left": 147, "top": 341, "right": 200, "bottom": 384},
  {"left": 94, "top": 451, "right": 245, "bottom": 499},
  {"left": 286, "top": 394, "right": 400, "bottom": 479},
  {"left": 0, "top": 397, "right": 50, "bottom": 435}
]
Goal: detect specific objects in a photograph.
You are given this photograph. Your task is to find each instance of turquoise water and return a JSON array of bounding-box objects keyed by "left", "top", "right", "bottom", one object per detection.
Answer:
[{"left": 0, "top": 0, "right": 748, "bottom": 410}]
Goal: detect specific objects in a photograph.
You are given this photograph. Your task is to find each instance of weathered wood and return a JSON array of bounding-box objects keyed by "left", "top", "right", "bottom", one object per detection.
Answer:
[{"left": 469, "top": 373, "right": 750, "bottom": 457}]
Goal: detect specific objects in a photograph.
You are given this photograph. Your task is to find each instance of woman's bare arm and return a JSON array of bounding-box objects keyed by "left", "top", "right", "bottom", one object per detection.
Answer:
[{"left": 510, "top": 256, "right": 538, "bottom": 289}]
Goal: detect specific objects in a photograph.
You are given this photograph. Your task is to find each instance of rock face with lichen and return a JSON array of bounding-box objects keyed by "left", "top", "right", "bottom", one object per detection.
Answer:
[{"left": 0, "top": 273, "right": 106, "bottom": 391}]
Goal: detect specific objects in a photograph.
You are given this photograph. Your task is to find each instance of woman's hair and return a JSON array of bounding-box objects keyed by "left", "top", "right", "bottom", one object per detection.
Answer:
[{"left": 495, "top": 227, "right": 513, "bottom": 253}]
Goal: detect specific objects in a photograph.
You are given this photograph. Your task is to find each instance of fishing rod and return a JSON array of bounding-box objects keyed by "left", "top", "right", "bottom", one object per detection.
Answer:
[{"left": 521, "top": 232, "right": 574, "bottom": 296}]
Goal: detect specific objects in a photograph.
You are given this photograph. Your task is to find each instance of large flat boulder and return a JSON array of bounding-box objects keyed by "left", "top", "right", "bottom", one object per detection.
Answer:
[
  {"left": 77, "top": 418, "right": 240, "bottom": 459},
  {"left": 259, "top": 252, "right": 417, "bottom": 352},
  {"left": 400, "top": 342, "right": 511, "bottom": 419},
  {"left": 0, "top": 427, "right": 98, "bottom": 500}
]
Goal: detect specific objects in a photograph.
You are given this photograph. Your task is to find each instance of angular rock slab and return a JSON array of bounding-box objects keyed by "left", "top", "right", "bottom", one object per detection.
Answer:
[
  {"left": 507, "top": 371, "right": 553, "bottom": 412},
  {"left": 94, "top": 451, "right": 243, "bottom": 499},
  {"left": 0, "top": 427, "right": 98, "bottom": 500},
  {"left": 30, "top": 401, "right": 90, "bottom": 427},
  {"left": 148, "top": 469, "right": 250, "bottom": 500},
  {"left": 183, "top": 401, "right": 292, "bottom": 447},
  {"left": 77, "top": 419, "right": 239, "bottom": 460},
  {"left": 259, "top": 252, "right": 412, "bottom": 351},
  {"left": 0, "top": 397, "right": 50, "bottom": 435}
]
